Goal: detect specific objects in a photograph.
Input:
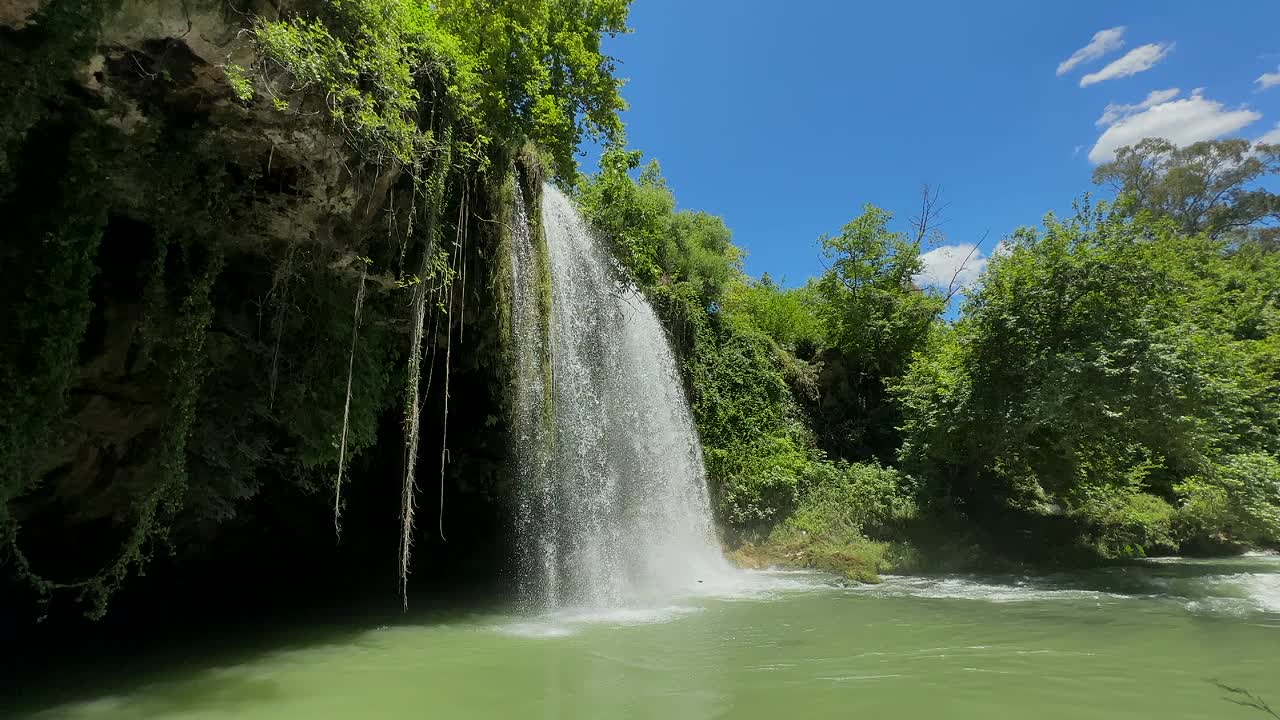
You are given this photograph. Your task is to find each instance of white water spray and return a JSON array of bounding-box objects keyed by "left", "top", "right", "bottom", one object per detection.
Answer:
[{"left": 510, "top": 184, "right": 731, "bottom": 609}]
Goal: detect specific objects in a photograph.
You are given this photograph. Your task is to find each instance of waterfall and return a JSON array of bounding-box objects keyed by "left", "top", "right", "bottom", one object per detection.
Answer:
[{"left": 510, "top": 183, "right": 730, "bottom": 609}]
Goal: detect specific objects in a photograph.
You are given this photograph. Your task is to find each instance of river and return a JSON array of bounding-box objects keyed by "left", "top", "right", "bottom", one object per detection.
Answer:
[{"left": 10, "top": 553, "right": 1279, "bottom": 719}]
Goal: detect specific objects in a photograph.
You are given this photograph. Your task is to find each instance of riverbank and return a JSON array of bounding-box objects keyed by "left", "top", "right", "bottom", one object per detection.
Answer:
[{"left": 727, "top": 516, "right": 1275, "bottom": 585}]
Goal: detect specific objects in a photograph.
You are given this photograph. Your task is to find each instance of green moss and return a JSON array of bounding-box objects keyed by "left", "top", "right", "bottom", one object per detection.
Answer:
[{"left": 491, "top": 169, "right": 516, "bottom": 356}]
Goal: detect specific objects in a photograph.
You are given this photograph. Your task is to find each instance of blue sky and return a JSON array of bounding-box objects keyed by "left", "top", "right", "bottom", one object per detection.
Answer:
[{"left": 592, "top": 0, "right": 1280, "bottom": 286}]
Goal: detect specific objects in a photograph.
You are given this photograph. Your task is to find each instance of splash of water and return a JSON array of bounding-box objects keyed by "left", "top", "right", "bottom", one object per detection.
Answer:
[{"left": 510, "top": 183, "right": 730, "bottom": 609}]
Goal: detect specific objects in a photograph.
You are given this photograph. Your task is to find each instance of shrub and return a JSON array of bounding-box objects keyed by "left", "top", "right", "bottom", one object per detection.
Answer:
[
  {"left": 1072, "top": 487, "right": 1178, "bottom": 558},
  {"left": 1177, "top": 454, "right": 1280, "bottom": 545}
]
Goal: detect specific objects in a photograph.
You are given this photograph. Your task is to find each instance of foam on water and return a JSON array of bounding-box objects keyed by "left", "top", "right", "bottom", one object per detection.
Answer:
[
  {"left": 836, "top": 555, "right": 1280, "bottom": 618},
  {"left": 1184, "top": 572, "right": 1280, "bottom": 615},
  {"left": 855, "top": 575, "right": 1133, "bottom": 604},
  {"left": 491, "top": 568, "right": 828, "bottom": 638}
]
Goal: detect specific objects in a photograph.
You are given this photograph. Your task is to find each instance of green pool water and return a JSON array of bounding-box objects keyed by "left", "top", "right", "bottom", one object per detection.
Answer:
[{"left": 12, "top": 554, "right": 1280, "bottom": 720}]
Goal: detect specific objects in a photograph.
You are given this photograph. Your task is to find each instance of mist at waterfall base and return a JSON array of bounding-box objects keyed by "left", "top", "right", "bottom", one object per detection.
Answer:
[{"left": 509, "top": 184, "right": 734, "bottom": 612}]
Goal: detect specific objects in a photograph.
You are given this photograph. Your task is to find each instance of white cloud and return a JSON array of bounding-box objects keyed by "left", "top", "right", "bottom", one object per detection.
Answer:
[
  {"left": 1057, "top": 27, "right": 1126, "bottom": 76},
  {"left": 1088, "top": 89, "right": 1261, "bottom": 164},
  {"left": 1257, "top": 66, "right": 1280, "bottom": 92},
  {"left": 1096, "top": 88, "right": 1181, "bottom": 126},
  {"left": 1080, "top": 43, "right": 1174, "bottom": 87},
  {"left": 916, "top": 244, "right": 988, "bottom": 291},
  {"left": 1257, "top": 122, "right": 1280, "bottom": 146}
]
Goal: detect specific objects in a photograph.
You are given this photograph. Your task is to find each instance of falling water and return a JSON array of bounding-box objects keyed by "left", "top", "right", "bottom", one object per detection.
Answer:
[{"left": 510, "top": 183, "right": 731, "bottom": 609}]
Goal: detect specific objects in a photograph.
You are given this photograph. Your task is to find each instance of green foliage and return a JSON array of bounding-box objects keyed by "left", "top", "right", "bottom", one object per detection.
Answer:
[
  {"left": 732, "top": 462, "right": 918, "bottom": 582},
  {"left": 254, "top": 1, "right": 443, "bottom": 167},
  {"left": 223, "top": 63, "right": 255, "bottom": 103},
  {"left": 1094, "top": 138, "right": 1280, "bottom": 242},
  {"left": 897, "top": 201, "right": 1280, "bottom": 552},
  {"left": 1072, "top": 487, "right": 1177, "bottom": 558},
  {"left": 576, "top": 148, "right": 819, "bottom": 534},
  {"left": 735, "top": 531, "right": 895, "bottom": 584},
  {"left": 276, "top": 266, "right": 402, "bottom": 473},
  {"left": 577, "top": 151, "right": 946, "bottom": 545},
  {"left": 74, "top": 239, "right": 225, "bottom": 618},
  {"left": 253, "top": 0, "right": 631, "bottom": 177},
  {"left": 433, "top": 0, "right": 631, "bottom": 178},
  {"left": 720, "top": 274, "right": 824, "bottom": 356},
  {"left": 810, "top": 204, "right": 944, "bottom": 460},
  {"left": 649, "top": 284, "right": 811, "bottom": 531},
  {"left": 1177, "top": 454, "right": 1280, "bottom": 545},
  {"left": 815, "top": 204, "right": 943, "bottom": 376},
  {"left": 576, "top": 146, "right": 741, "bottom": 300},
  {"left": 786, "top": 461, "right": 917, "bottom": 539},
  {"left": 576, "top": 147, "right": 673, "bottom": 285},
  {"left": 0, "top": 114, "right": 117, "bottom": 599}
]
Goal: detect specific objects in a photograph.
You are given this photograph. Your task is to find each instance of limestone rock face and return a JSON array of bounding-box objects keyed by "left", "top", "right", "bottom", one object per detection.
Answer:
[
  {"left": 0, "top": 0, "right": 46, "bottom": 29},
  {"left": 4, "top": 0, "right": 417, "bottom": 581},
  {"left": 3, "top": 0, "right": 518, "bottom": 619},
  {"left": 92, "top": 1, "right": 395, "bottom": 249}
]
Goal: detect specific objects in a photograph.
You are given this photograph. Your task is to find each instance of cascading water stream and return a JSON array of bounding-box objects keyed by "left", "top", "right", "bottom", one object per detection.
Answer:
[{"left": 510, "top": 183, "right": 731, "bottom": 609}]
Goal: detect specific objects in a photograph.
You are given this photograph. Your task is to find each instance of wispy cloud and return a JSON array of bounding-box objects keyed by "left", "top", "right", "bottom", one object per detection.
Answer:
[
  {"left": 1057, "top": 27, "right": 1126, "bottom": 76},
  {"left": 1097, "top": 88, "right": 1181, "bottom": 126},
  {"left": 916, "top": 244, "right": 987, "bottom": 291},
  {"left": 1257, "top": 66, "right": 1280, "bottom": 92},
  {"left": 1080, "top": 42, "right": 1175, "bottom": 87},
  {"left": 1257, "top": 122, "right": 1280, "bottom": 145},
  {"left": 1089, "top": 89, "right": 1261, "bottom": 164}
]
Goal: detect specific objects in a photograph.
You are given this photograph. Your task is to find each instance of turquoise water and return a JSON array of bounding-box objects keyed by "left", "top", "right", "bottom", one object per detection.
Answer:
[{"left": 12, "top": 554, "right": 1280, "bottom": 719}]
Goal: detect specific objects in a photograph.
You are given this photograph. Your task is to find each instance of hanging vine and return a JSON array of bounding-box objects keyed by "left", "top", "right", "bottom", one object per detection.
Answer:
[
  {"left": 399, "top": 127, "right": 454, "bottom": 606},
  {"left": 0, "top": 122, "right": 107, "bottom": 602},
  {"left": 222, "top": 0, "right": 627, "bottom": 608},
  {"left": 79, "top": 239, "right": 224, "bottom": 618},
  {"left": 333, "top": 261, "right": 369, "bottom": 538}
]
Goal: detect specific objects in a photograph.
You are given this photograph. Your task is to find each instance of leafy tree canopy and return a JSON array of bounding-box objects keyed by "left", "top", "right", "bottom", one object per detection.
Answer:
[
  {"left": 1093, "top": 138, "right": 1280, "bottom": 244},
  {"left": 255, "top": 0, "right": 633, "bottom": 177}
]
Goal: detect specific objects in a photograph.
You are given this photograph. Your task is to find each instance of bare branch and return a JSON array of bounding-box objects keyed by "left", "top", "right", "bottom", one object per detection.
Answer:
[{"left": 909, "top": 184, "right": 950, "bottom": 247}]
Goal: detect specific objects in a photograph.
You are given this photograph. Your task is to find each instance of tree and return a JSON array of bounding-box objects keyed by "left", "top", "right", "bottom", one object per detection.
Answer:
[
  {"left": 577, "top": 146, "right": 741, "bottom": 304},
  {"left": 1093, "top": 138, "right": 1280, "bottom": 241},
  {"left": 255, "top": 0, "right": 633, "bottom": 178},
  {"left": 895, "top": 203, "right": 1280, "bottom": 554},
  {"left": 720, "top": 276, "right": 824, "bottom": 357},
  {"left": 812, "top": 204, "right": 945, "bottom": 461}
]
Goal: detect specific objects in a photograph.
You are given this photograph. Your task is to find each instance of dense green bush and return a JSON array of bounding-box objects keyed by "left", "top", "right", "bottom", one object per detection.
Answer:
[
  {"left": 895, "top": 202, "right": 1280, "bottom": 555},
  {"left": 720, "top": 275, "right": 824, "bottom": 356},
  {"left": 1071, "top": 488, "right": 1178, "bottom": 558},
  {"left": 1176, "top": 454, "right": 1280, "bottom": 546},
  {"left": 787, "top": 462, "right": 918, "bottom": 539},
  {"left": 733, "top": 462, "right": 918, "bottom": 582}
]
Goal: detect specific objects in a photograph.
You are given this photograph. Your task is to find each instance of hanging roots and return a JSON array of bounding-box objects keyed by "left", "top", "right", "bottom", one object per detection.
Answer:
[
  {"left": 399, "top": 132, "right": 452, "bottom": 609},
  {"left": 400, "top": 244, "right": 430, "bottom": 608},
  {"left": 266, "top": 242, "right": 297, "bottom": 408},
  {"left": 334, "top": 262, "right": 368, "bottom": 540},
  {"left": 438, "top": 179, "right": 469, "bottom": 543}
]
